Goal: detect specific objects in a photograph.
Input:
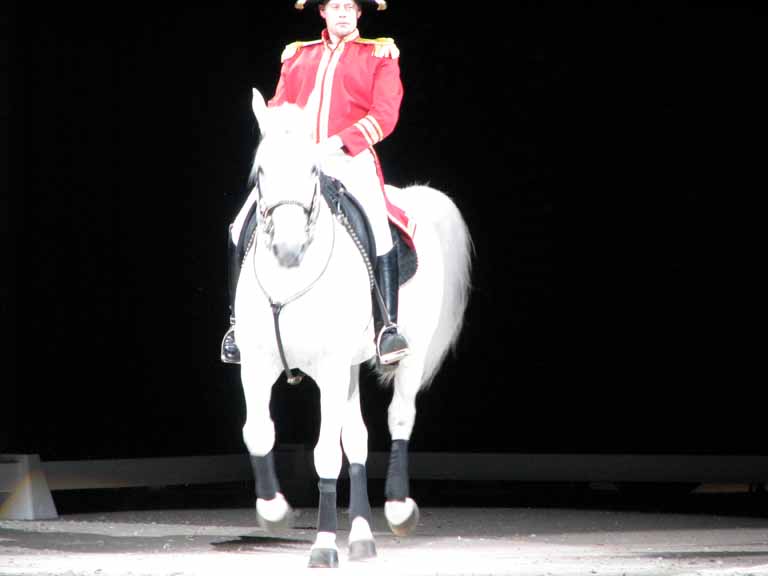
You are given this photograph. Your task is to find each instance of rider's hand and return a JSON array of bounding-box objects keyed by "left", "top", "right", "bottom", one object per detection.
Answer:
[{"left": 315, "top": 135, "right": 343, "bottom": 159}]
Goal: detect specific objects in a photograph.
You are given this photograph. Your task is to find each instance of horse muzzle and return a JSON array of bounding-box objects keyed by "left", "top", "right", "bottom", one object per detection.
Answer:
[
  {"left": 259, "top": 195, "right": 320, "bottom": 269},
  {"left": 271, "top": 240, "right": 307, "bottom": 268}
]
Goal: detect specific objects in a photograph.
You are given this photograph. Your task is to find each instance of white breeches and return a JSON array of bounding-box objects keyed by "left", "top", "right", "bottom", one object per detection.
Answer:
[
  {"left": 320, "top": 149, "right": 394, "bottom": 255},
  {"left": 231, "top": 149, "right": 393, "bottom": 254}
]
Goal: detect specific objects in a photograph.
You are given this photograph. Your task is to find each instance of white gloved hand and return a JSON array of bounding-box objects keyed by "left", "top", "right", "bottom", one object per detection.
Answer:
[{"left": 314, "top": 135, "right": 343, "bottom": 162}]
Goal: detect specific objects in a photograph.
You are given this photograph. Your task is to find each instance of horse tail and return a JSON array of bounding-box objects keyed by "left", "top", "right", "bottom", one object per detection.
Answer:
[{"left": 387, "top": 184, "right": 474, "bottom": 388}]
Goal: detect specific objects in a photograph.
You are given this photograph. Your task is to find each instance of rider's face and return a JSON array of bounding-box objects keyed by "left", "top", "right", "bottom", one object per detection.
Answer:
[{"left": 320, "top": 1, "right": 361, "bottom": 41}]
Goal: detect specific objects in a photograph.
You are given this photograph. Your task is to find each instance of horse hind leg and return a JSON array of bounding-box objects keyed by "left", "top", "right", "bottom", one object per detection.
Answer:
[
  {"left": 384, "top": 358, "right": 423, "bottom": 536},
  {"left": 307, "top": 360, "right": 349, "bottom": 568},
  {"left": 384, "top": 443, "right": 420, "bottom": 537},
  {"left": 342, "top": 366, "right": 376, "bottom": 561}
]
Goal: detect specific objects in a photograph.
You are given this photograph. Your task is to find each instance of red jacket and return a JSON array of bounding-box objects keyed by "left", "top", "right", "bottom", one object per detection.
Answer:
[
  {"left": 269, "top": 29, "right": 415, "bottom": 241},
  {"left": 269, "top": 29, "right": 404, "bottom": 157}
]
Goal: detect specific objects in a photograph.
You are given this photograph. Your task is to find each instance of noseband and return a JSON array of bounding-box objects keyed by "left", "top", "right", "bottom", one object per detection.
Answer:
[{"left": 255, "top": 169, "right": 322, "bottom": 240}]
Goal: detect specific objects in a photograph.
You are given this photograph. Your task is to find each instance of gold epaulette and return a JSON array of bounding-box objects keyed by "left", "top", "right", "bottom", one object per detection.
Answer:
[
  {"left": 280, "top": 39, "right": 323, "bottom": 63},
  {"left": 357, "top": 37, "right": 400, "bottom": 59}
]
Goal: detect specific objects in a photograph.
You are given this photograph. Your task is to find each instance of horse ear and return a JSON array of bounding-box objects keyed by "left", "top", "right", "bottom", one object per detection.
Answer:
[{"left": 251, "top": 88, "right": 268, "bottom": 136}]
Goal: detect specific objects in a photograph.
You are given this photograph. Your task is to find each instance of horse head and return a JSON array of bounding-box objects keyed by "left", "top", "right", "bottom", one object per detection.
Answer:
[{"left": 250, "top": 89, "right": 322, "bottom": 268}]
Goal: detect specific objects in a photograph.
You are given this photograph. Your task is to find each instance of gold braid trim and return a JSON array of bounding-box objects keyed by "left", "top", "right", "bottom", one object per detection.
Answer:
[
  {"left": 357, "top": 37, "right": 400, "bottom": 59},
  {"left": 280, "top": 39, "right": 323, "bottom": 62}
]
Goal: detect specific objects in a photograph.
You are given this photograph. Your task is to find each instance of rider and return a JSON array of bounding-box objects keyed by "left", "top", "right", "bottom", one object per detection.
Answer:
[{"left": 221, "top": 0, "right": 410, "bottom": 367}]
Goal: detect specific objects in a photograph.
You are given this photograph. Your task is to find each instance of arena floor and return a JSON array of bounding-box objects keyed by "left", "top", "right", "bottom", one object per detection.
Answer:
[{"left": 3, "top": 502, "right": 768, "bottom": 575}]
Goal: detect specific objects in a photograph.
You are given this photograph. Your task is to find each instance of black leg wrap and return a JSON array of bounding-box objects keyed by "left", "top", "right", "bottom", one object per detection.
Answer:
[
  {"left": 385, "top": 439, "right": 410, "bottom": 501},
  {"left": 317, "top": 478, "right": 338, "bottom": 533},
  {"left": 348, "top": 463, "right": 373, "bottom": 524},
  {"left": 251, "top": 452, "right": 280, "bottom": 501}
]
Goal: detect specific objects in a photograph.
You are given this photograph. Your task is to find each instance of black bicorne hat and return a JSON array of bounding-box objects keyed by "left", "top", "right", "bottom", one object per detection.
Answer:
[{"left": 295, "top": 0, "right": 387, "bottom": 10}]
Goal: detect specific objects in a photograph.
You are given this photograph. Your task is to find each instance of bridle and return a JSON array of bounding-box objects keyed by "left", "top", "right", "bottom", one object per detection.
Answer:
[
  {"left": 249, "top": 164, "right": 333, "bottom": 385},
  {"left": 254, "top": 166, "right": 322, "bottom": 244}
]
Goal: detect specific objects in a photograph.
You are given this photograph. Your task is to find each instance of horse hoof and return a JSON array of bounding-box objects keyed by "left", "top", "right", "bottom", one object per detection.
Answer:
[
  {"left": 348, "top": 539, "right": 377, "bottom": 561},
  {"left": 257, "top": 509, "right": 293, "bottom": 532},
  {"left": 258, "top": 511, "right": 293, "bottom": 533},
  {"left": 256, "top": 493, "right": 293, "bottom": 532},
  {"left": 308, "top": 547, "right": 339, "bottom": 568},
  {"left": 385, "top": 497, "right": 420, "bottom": 537}
]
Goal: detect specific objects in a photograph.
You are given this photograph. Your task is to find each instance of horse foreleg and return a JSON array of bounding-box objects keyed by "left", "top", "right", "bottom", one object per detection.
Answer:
[
  {"left": 341, "top": 365, "right": 376, "bottom": 561},
  {"left": 384, "top": 361, "right": 423, "bottom": 536},
  {"left": 307, "top": 362, "right": 348, "bottom": 568},
  {"left": 240, "top": 365, "right": 292, "bottom": 531},
  {"left": 252, "top": 452, "right": 292, "bottom": 532}
]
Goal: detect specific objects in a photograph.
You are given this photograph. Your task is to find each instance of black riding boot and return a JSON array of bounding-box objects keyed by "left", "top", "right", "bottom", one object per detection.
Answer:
[
  {"left": 221, "top": 226, "right": 241, "bottom": 364},
  {"left": 374, "top": 246, "right": 410, "bottom": 367}
]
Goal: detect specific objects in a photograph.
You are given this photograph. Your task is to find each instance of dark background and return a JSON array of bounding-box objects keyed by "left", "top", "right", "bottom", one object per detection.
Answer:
[{"left": 6, "top": 2, "right": 763, "bottom": 463}]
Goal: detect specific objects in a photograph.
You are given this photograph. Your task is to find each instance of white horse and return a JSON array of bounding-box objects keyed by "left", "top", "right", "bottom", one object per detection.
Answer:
[{"left": 233, "top": 88, "right": 472, "bottom": 568}]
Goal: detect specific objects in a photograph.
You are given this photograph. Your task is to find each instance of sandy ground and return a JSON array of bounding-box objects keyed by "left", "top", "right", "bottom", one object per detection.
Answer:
[{"left": 2, "top": 505, "right": 768, "bottom": 576}]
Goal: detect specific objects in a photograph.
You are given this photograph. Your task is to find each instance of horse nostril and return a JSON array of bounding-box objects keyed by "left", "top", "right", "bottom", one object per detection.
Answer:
[
  {"left": 281, "top": 252, "right": 302, "bottom": 268},
  {"left": 272, "top": 243, "right": 303, "bottom": 268}
]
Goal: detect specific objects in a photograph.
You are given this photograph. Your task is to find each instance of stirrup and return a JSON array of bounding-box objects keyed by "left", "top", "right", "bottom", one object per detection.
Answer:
[
  {"left": 220, "top": 325, "right": 241, "bottom": 364},
  {"left": 376, "top": 324, "right": 410, "bottom": 366}
]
